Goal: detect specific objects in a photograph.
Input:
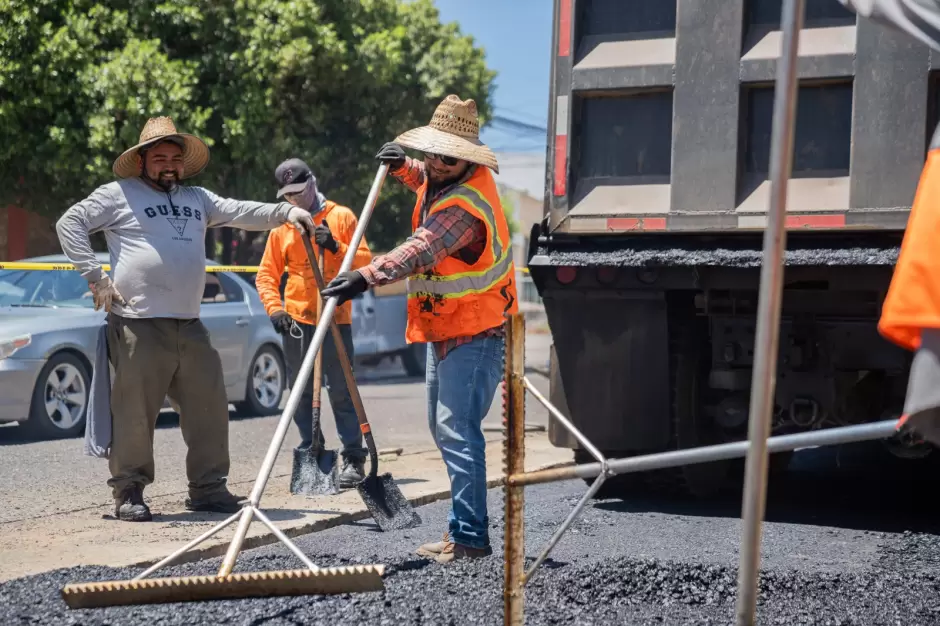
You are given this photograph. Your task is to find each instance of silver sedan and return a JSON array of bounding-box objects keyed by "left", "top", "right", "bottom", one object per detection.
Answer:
[{"left": 0, "top": 253, "right": 287, "bottom": 440}]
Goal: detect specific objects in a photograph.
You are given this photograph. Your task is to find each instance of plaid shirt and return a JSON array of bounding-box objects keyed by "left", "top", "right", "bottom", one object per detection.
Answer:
[{"left": 359, "top": 157, "right": 505, "bottom": 360}]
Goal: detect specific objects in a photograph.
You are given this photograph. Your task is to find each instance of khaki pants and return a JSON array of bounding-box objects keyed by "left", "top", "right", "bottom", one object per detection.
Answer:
[{"left": 107, "top": 315, "right": 230, "bottom": 499}]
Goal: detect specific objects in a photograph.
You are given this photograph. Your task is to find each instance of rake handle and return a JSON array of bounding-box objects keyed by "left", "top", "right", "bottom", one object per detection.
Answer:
[{"left": 301, "top": 233, "right": 380, "bottom": 478}]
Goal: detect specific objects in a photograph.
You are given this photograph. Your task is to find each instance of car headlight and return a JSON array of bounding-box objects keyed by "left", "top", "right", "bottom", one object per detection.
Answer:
[{"left": 0, "top": 335, "right": 31, "bottom": 360}]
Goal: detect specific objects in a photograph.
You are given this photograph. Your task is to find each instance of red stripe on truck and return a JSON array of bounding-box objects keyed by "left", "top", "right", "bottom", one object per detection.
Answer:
[
  {"left": 558, "top": 0, "right": 572, "bottom": 57},
  {"left": 786, "top": 214, "right": 846, "bottom": 228},
  {"left": 606, "top": 217, "right": 668, "bottom": 231},
  {"left": 553, "top": 135, "right": 568, "bottom": 196}
]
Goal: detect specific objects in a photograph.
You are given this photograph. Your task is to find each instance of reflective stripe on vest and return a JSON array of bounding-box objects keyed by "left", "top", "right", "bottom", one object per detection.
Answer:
[{"left": 407, "top": 182, "right": 513, "bottom": 298}]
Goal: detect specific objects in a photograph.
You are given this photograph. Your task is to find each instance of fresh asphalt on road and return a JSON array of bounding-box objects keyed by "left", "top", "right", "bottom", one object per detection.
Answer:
[
  {"left": 4, "top": 329, "right": 940, "bottom": 624},
  {"left": 3, "top": 438, "right": 940, "bottom": 624}
]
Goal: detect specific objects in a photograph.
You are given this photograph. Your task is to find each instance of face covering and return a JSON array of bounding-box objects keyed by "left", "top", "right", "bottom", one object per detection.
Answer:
[{"left": 296, "top": 176, "right": 325, "bottom": 215}]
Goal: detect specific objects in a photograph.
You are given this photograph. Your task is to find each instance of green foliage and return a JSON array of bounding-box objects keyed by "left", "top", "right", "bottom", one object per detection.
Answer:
[{"left": 0, "top": 0, "right": 496, "bottom": 252}]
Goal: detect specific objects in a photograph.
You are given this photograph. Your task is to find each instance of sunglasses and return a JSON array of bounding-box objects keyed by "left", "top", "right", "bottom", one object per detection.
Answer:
[{"left": 423, "top": 152, "right": 461, "bottom": 167}]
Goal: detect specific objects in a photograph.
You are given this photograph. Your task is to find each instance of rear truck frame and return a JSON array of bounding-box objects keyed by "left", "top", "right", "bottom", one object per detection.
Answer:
[{"left": 527, "top": 0, "right": 934, "bottom": 499}]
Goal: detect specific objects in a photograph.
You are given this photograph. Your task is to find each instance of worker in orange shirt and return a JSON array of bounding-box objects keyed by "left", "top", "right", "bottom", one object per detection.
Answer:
[{"left": 256, "top": 158, "right": 372, "bottom": 488}]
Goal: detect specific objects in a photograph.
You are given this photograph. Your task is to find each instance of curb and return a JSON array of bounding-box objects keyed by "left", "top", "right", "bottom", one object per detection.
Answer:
[{"left": 125, "top": 460, "right": 573, "bottom": 572}]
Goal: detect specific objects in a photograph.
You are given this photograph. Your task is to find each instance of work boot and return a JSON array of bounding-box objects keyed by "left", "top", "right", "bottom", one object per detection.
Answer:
[
  {"left": 185, "top": 489, "right": 247, "bottom": 514},
  {"left": 338, "top": 457, "right": 366, "bottom": 489},
  {"left": 416, "top": 532, "right": 451, "bottom": 558},
  {"left": 114, "top": 484, "right": 152, "bottom": 522},
  {"left": 435, "top": 541, "right": 493, "bottom": 564}
]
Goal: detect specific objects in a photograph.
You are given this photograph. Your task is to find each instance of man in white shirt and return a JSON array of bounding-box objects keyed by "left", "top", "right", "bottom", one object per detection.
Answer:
[{"left": 56, "top": 116, "right": 315, "bottom": 522}]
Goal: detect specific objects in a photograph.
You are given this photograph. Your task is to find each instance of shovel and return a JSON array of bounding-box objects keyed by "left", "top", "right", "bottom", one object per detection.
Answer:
[
  {"left": 289, "top": 247, "right": 340, "bottom": 496},
  {"left": 301, "top": 233, "right": 421, "bottom": 531}
]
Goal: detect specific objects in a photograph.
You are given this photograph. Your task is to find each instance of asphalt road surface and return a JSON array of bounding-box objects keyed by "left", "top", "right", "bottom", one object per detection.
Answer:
[
  {"left": 0, "top": 333, "right": 553, "bottom": 526},
  {"left": 2, "top": 441, "right": 940, "bottom": 625}
]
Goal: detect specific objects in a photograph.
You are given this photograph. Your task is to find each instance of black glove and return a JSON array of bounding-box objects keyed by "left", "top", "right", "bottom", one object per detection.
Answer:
[
  {"left": 321, "top": 271, "right": 369, "bottom": 304},
  {"left": 375, "top": 142, "right": 406, "bottom": 170},
  {"left": 270, "top": 310, "right": 292, "bottom": 335},
  {"left": 314, "top": 223, "right": 338, "bottom": 254}
]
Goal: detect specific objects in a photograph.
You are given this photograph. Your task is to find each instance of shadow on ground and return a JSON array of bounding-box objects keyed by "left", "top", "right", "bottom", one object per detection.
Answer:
[{"left": 593, "top": 441, "right": 940, "bottom": 534}]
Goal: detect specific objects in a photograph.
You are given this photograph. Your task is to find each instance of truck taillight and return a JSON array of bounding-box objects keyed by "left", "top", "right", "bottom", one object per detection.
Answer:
[
  {"left": 597, "top": 266, "right": 618, "bottom": 284},
  {"left": 555, "top": 267, "right": 577, "bottom": 284}
]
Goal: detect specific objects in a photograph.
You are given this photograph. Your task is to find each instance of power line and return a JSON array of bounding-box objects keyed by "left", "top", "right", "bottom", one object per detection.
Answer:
[{"left": 489, "top": 115, "right": 548, "bottom": 135}]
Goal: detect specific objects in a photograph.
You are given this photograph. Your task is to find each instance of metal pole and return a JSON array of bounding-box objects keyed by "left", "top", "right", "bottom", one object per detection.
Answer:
[
  {"left": 503, "top": 314, "right": 526, "bottom": 626},
  {"left": 217, "top": 164, "right": 389, "bottom": 577},
  {"left": 522, "top": 473, "right": 606, "bottom": 586},
  {"left": 735, "top": 1, "right": 804, "bottom": 623},
  {"left": 133, "top": 510, "right": 242, "bottom": 580},
  {"left": 524, "top": 376, "right": 605, "bottom": 463},
  {"left": 509, "top": 419, "right": 897, "bottom": 487},
  {"left": 251, "top": 507, "right": 320, "bottom": 572}
]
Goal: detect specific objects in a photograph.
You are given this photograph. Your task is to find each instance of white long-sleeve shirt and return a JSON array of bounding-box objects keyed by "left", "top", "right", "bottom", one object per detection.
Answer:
[{"left": 56, "top": 177, "right": 292, "bottom": 319}]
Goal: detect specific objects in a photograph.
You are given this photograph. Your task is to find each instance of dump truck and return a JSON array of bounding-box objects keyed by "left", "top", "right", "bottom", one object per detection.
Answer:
[{"left": 527, "top": 0, "right": 936, "bottom": 497}]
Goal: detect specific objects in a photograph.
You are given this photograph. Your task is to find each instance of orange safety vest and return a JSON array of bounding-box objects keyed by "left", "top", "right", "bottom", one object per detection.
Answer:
[
  {"left": 405, "top": 166, "right": 518, "bottom": 344},
  {"left": 879, "top": 141, "right": 940, "bottom": 351}
]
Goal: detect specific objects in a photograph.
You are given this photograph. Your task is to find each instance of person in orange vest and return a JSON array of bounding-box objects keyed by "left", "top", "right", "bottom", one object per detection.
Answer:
[
  {"left": 323, "top": 95, "right": 518, "bottom": 563},
  {"left": 256, "top": 158, "right": 373, "bottom": 488},
  {"left": 834, "top": 0, "right": 940, "bottom": 444}
]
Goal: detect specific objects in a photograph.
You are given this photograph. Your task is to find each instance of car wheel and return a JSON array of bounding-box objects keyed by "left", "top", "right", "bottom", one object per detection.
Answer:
[
  {"left": 401, "top": 342, "right": 427, "bottom": 378},
  {"left": 235, "top": 345, "right": 285, "bottom": 417},
  {"left": 22, "top": 352, "right": 90, "bottom": 440}
]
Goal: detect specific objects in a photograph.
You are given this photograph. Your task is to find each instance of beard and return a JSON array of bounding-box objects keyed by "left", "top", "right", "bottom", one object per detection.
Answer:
[{"left": 154, "top": 170, "right": 180, "bottom": 191}]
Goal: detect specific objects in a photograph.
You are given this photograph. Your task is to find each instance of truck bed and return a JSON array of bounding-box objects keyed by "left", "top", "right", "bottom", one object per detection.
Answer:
[{"left": 544, "top": 0, "right": 933, "bottom": 235}]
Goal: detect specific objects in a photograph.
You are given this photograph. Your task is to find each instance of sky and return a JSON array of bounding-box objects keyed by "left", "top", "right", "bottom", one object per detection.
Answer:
[{"left": 432, "top": 0, "right": 553, "bottom": 154}]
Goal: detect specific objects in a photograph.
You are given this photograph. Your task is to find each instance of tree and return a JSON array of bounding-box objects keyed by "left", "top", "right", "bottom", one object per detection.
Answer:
[{"left": 0, "top": 0, "right": 496, "bottom": 254}]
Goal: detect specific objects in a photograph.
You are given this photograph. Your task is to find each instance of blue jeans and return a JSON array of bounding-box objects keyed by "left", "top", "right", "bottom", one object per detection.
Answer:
[{"left": 426, "top": 334, "right": 505, "bottom": 549}]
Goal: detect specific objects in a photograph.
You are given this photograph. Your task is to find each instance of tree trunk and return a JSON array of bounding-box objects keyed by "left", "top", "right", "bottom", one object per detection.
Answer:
[
  {"left": 205, "top": 229, "right": 216, "bottom": 261},
  {"left": 221, "top": 228, "right": 233, "bottom": 265}
]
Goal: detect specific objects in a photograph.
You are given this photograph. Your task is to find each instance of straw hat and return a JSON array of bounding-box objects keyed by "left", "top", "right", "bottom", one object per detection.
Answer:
[
  {"left": 112, "top": 116, "right": 210, "bottom": 179},
  {"left": 395, "top": 95, "right": 499, "bottom": 173}
]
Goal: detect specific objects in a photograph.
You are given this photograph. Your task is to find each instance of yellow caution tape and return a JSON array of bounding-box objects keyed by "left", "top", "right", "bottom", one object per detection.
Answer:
[
  {"left": 0, "top": 262, "right": 531, "bottom": 274},
  {"left": 0, "top": 262, "right": 261, "bottom": 273}
]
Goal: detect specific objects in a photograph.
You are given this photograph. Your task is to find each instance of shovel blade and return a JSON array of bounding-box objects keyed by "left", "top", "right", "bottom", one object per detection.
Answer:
[
  {"left": 290, "top": 446, "right": 340, "bottom": 496},
  {"left": 356, "top": 473, "right": 421, "bottom": 531}
]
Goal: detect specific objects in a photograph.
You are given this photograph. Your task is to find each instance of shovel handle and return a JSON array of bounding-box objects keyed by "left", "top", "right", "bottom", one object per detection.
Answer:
[
  {"left": 301, "top": 232, "right": 380, "bottom": 478},
  {"left": 311, "top": 247, "right": 325, "bottom": 410}
]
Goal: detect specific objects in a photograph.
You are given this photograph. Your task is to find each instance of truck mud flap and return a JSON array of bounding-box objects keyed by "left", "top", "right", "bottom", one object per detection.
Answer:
[{"left": 541, "top": 288, "right": 671, "bottom": 452}]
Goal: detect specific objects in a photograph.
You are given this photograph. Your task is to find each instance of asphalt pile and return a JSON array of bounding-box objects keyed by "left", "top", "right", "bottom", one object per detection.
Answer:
[
  {"left": 3, "top": 550, "right": 939, "bottom": 625},
  {"left": 531, "top": 236, "right": 900, "bottom": 268},
  {"left": 3, "top": 461, "right": 940, "bottom": 625}
]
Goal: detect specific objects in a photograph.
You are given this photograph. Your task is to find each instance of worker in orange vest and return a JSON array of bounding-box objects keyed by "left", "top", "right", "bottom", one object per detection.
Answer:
[
  {"left": 879, "top": 132, "right": 940, "bottom": 445},
  {"left": 323, "top": 95, "right": 519, "bottom": 563},
  {"left": 835, "top": 0, "right": 940, "bottom": 444},
  {"left": 256, "top": 158, "right": 373, "bottom": 488}
]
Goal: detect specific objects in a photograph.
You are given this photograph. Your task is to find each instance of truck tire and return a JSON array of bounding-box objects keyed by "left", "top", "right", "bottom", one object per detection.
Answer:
[{"left": 667, "top": 310, "right": 735, "bottom": 498}]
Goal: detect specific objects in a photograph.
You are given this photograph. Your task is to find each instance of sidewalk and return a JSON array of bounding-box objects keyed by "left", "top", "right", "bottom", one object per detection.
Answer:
[{"left": 0, "top": 432, "right": 569, "bottom": 582}]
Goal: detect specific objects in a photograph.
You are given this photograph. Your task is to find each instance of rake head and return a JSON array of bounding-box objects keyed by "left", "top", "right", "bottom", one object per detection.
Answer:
[{"left": 61, "top": 565, "right": 386, "bottom": 609}]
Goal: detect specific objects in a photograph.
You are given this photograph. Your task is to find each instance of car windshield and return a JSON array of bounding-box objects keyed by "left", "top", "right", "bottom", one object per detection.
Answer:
[{"left": 0, "top": 269, "right": 95, "bottom": 308}]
